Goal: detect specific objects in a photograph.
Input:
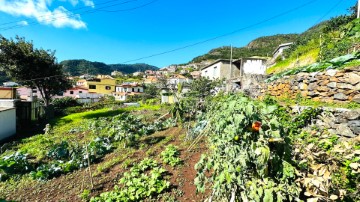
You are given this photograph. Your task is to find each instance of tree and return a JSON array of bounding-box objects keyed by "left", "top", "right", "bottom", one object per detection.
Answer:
[{"left": 0, "top": 36, "right": 71, "bottom": 106}]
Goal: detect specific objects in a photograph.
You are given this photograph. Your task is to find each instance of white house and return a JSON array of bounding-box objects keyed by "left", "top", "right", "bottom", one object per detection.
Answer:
[
  {"left": 201, "top": 59, "right": 236, "bottom": 80},
  {"left": 167, "top": 74, "right": 192, "bottom": 85},
  {"left": 113, "top": 83, "right": 144, "bottom": 101},
  {"left": 241, "top": 58, "right": 268, "bottom": 75},
  {"left": 0, "top": 107, "right": 16, "bottom": 141}
]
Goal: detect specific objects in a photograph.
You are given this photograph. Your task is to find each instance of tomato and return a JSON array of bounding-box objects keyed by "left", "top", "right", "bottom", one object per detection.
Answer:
[
  {"left": 234, "top": 135, "right": 239, "bottom": 141},
  {"left": 251, "top": 121, "right": 262, "bottom": 132}
]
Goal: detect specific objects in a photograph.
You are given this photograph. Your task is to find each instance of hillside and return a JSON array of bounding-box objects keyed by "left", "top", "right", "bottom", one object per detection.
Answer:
[
  {"left": 60, "top": 59, "right": 158, "bottom": 76},
  {"left": 190, "top": 34, "right": 298, "bottom": 63}
]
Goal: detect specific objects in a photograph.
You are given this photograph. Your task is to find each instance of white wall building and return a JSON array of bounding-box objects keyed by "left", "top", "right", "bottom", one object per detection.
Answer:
[
  {"left": 201, "top": 60, "right": 235, "bottom": 80},
  {"left": 113, "top": 84, "right": 144, "bottom": 101},
  {"left": 242, "top": 58, "right": 268, "bottom": 74},
  {"left": 0, "top": 107, "right": 16, "bottom": 141}
]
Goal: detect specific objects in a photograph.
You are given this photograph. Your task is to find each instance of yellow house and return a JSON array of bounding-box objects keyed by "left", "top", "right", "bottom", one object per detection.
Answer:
[{"left": 77, "top": 75, "right": 116, "bottom": 95}]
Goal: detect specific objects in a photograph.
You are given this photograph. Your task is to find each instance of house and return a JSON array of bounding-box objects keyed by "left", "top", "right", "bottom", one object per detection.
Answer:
[
  {"left": 54, "top": 86, "right": 102, "bottom": 103},
  {"left": 167, "top": 74, "right": 192, "bottom": 85},
  {"left": 273, "top": 42, "right": 293, "bottom": 60},
  {"left": 201, "top": 59, "right": 237, "bottom": 80},
  {"left": 132, "top": 71, "right": 144, "bottom": 77},
  {"left": 111, "top": 71, "right": 123, "bottom": 77},
  {"left": 190, "top": 71, "right": 201, "bottom": 79},
  {"left": 77, "top": 75, "right": 116, "bottom": 95},
  {"left": 144, "top": 76, "right": 159, "bottom": 84},
  {"left": 3, "top": 81, "right": 19, "bottom": 87},
  {"left": 113, "top": 83, "right": 144, "bottom": 101},
  {"left": 167, "top": 65, "right": 178, "bottom": 73},
  {"left": 227, "top": 57, "right": 268, "bottom": 92},
  {"left": 0, "top": 107, "right": 16, "bottom": 141},
  {"left": 233, "top": 57, "right": 268, "bottom": 75},
  {"left": 145, "top": 70, "right": 155, "bottom": 75},
  {"left": 160, "top": 86, "right": 191, "bottom": 104},
  {"left": 0, "top": 87, "right": 17, "bottom": 99}
]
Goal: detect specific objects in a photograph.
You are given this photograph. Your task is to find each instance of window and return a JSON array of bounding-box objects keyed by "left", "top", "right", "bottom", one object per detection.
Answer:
[
  {"left": 89, "top": 85, "right": 96, "bottom": 89},
  {"left": 70, "top": 91, "right": 74, "bottom": 94},
  {"left": 137, "top": 88, "right": 140, "bottom": 92},
  {"left": 213, "top": 66, "right": 217, "bottom": 78},
  {"left": 105, "top": 86, "right": 111, "bottom": 90},
  {"left": 132, "top": 88, "right": 134, "bottom": 92},
  {"left": 79, "top": 91, "right": 82, "bottom": 94}
]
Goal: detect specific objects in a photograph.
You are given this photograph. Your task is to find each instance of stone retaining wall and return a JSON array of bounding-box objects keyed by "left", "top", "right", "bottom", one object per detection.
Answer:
[
  {"left": 261, "top": 67, "right": 360, "bottom": 103},
  {"left": 292, "top": 106, "right": 360, "bottom": 138}
]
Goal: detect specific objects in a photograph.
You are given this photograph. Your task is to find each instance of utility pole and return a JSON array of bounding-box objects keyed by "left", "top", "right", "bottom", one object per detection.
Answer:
[
  {"left": 319, "top": 34, "right": 322, "bottom": 62},
  {"left": 358, "top": 0, "right": 360, "bottom": 19}
]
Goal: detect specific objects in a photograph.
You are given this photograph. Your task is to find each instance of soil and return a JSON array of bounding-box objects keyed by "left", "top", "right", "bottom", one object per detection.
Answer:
[{"left": 0, "top": 126, "right": 209, "bottom": 202}]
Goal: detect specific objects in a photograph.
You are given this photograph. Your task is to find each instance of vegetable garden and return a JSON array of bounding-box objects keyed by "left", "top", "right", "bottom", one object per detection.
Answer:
[{"left": 0, "top": 94, "right": 359, "bottom": 201}]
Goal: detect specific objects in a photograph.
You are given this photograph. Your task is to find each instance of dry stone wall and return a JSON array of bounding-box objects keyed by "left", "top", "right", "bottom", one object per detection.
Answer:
[
  {"left": 292, "top": 106, "right": 360, "bottom": 138},
  {"left": 262, "top": 66, "right": 360, "bottom": 103}
]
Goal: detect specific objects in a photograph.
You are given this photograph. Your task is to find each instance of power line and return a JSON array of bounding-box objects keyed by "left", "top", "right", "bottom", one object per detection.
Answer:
[
  {"left": 0, "top": 0, "right": 127, "bottom": 27},
  {"left": 0, "top": 0, "right": 157, "bottom": 31},
  {"left": 315, "top": 0, "right": 343, "bottom": 24},
  {"left": 98, "top": 0, "right": 158, "bottom": 12},
  {"left": 121, "top": 0, "right": 320, "bottom": 63},
  {"left": 0, "top": 0, "right": 138, "bottom": 31}
]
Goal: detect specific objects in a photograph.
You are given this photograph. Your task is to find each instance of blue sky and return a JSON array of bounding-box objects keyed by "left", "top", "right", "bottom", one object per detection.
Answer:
[{"left": 0, "top": 0, "right": 356, "bottom": 68}]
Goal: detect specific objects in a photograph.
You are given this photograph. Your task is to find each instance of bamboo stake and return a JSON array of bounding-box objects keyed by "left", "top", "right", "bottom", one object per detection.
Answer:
[{"left": 85, "top": 142, "right": 94, "bottom": 189}]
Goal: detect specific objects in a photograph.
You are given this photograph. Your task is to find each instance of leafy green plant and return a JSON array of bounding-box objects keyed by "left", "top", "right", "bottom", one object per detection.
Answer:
[
  {"left": 90, "top": 158, "right": 170, "bottom": 202},
  {"left": 0, "top": 152, "right": 32, "bottom": 181},
  {"left": 194, "top": 95, "right": 300, "bottom": 201},
  {"left": 161, "top": 145, "right": 182, "bottom": 166}
]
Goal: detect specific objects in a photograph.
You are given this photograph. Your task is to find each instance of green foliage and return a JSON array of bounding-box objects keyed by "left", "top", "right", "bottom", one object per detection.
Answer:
[
  {"left": 194, "top": 94, "right": 301, "bottom": 201},
  {"left": 80, "top": 189, "right": 91, "bottom": 201},
  {"left": 60, "top": 59, "right": 158, "bottom": 76},
  {"left": 90, "top": 158, "right": 170, "bottom": 202},
  {"left": 161, "top": 145, "right": 182, "bottom": 166},
  {"left": 266, "top": 51, "right": 360, "bottom": 82},
  {"left": 0, "top": 152, "right": 32, "bottom": 180},
  {"left": 0, "top": 36, "right": 71, "bottom": 106},
  {"left": 191, "top": 34, "right": 298, "bottom": 63}
]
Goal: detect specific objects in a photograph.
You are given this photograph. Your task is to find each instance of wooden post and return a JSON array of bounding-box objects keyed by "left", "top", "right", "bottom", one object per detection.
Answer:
[{"left": 85, "top": 142, "right": 94, "bottom": 189}]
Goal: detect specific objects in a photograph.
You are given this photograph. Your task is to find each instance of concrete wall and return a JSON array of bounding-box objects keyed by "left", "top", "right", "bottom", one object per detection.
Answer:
[
  {"left": 0, "top": 108, "right": 16, "bottom": 141},
  {"left": 201, "top": 61, "right": 236, "bottom": 80},
  {"left": 243, "top": 59, "right": 267, "bottom": 74}
]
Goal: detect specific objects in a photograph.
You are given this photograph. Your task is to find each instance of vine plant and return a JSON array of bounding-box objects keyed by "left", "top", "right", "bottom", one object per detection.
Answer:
[{"left": 194, "top": 95, "right": 301, "bottom": 201}]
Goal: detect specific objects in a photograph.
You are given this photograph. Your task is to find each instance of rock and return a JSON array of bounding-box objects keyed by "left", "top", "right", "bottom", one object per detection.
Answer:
[
  {"left": 299, "top": 83, "right": 308, "bottom": 90},
  {"left": 326, "top": 69, "right": 337, "bottom": 77},
  {"left": 319, "top": 80, "right": 330, "bottom": 86},
  {"left": 328, "top": 129, "right": 337, "bottom": 135},
  {"left": 345, "top": 90, "right": 356, "bottom": 95},
  {"left": 342, "top": 110, "right": 360, "bottom": 120},
  {"left": 334, "top": 93, "right": 348, "bottom": 101},
  {"left": 335, "top": 72, "right": 345, "bottom": 77},
  {"left": 348, "top": 120, "right": 360, "bottom": 135},
  {"left": 327, "top": 82, "right": 337, "bottom": 88},
  {"left": 308, "top": 83, "right": 318, "bottom": 91},
  {"left": 355, "top": 83, "right": 360, "bottom": 91},
  {"left": 336, "top": 123, "right": 356, "bottom": 138},
  {"left": 352, "top": 94, "right": 360, "bottom": 103},
  {"left": 343, "top": 73, "right": 360, "bottom": 85},
  {"left": 330, "top": 77, "right": 339, "bottom": 82},
  {"left": 317, "top": 86, "right": 329, "bottom": 92},
  {"left": 334, "top": 117, "right": 348, "bottom": 124},
  {"left": 337, "top": 83, "right": 355, "bottom": 89}
]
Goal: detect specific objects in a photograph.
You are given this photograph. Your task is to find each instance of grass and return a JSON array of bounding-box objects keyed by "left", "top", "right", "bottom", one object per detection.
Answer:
[
  {"left": 267, "top": 49, "right": 319, "bottom": 74},
  {"left": 277, "top": 96, "right": 360, "bottom": 109}
]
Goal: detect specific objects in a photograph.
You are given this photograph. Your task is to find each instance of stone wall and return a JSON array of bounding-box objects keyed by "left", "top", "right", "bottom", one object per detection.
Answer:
[
  {"left": 292, "top": 106, "right": 360, "bottom": 138},
  {"left": 262, "top": 67, "right": 360, "bottom": 103}
]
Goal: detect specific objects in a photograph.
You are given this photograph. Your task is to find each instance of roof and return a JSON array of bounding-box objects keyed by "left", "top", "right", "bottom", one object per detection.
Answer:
[
  {"left": 200, "top": 59, "right": 231, "bottom": 70},
  {"left": 272, "top": 42, "right": 294, "bottom": 55}
]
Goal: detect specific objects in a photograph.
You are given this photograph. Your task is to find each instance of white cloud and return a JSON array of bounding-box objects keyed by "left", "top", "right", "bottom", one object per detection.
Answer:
[
  {"left": 18, "top": 20, "right": 29, "bottom": 26},
  {"left": 81, "top": 0, "right": 94, "bottom": 8},
  {"left": 0, "top": 0, "right": 87, "bottom": 29}
]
